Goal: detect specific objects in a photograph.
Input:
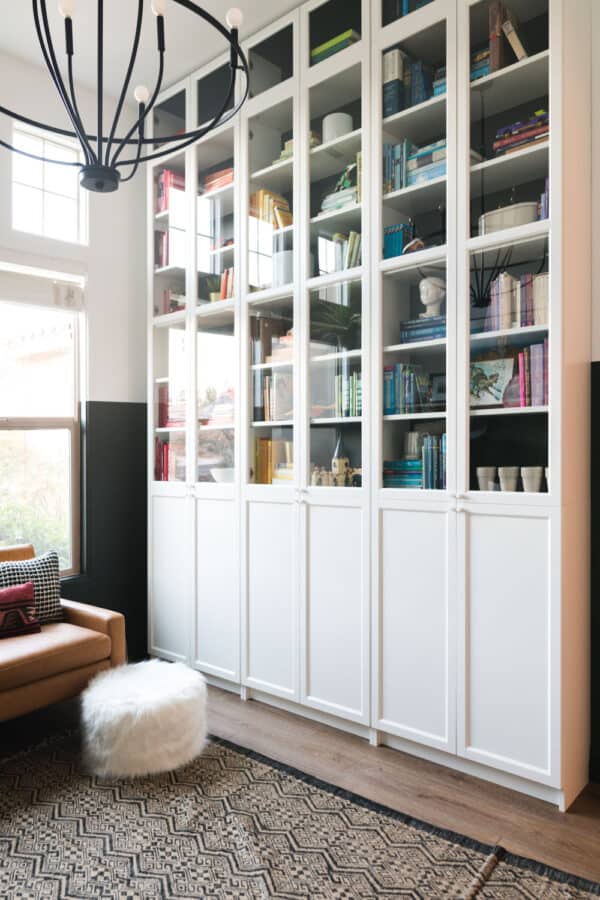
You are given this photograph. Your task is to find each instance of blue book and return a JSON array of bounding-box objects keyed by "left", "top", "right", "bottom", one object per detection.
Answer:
[{"left": 383, "top": 80, "right": 403, "bottom": 118}]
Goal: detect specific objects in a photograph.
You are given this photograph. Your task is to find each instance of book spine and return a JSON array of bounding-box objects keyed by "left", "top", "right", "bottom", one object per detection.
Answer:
[
  {"left": 524, "top": 347, "right": 531, "bottom": 407},
  {"left": 518, "top": 351, "right": 526, "bottom": 407}
]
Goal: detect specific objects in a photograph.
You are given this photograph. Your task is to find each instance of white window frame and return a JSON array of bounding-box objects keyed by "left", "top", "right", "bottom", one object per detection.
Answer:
[
  {"left": 0, "top": 306, "right": 82, "bottom": 577},
  {"left": 11, "top": 123, "right": 88, "bottom": 246}
]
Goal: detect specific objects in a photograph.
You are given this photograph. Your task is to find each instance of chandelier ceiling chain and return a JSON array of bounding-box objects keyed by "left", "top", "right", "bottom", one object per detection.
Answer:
[{"left": 0, "top": 0, "right": 249, "bottom": 193}]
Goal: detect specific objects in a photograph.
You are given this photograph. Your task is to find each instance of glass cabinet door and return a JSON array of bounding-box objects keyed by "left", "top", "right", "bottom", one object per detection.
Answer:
[
  {"left": 248, "top": 98, "right": 295, "bottom": 294},
  {"left": 153, "top": 321, "right": 187, "bottom": 483},
  {"left": 248, "top": 295, "right": 295, "bottom": 485},
  {"left": 309, "top": 279, "right": 363, "bottom": 487},
  {"left": 153, "top": 155, "right": 187, "bottom": 302},
  {"left": 467, "top": 0, "right": 549, "bottom": 495},
  {"left": 196, "top": 312, "right": 236, "bottom": 483},
  {"left": 195, "top": 127, "right": 236, "bottom": 309}
]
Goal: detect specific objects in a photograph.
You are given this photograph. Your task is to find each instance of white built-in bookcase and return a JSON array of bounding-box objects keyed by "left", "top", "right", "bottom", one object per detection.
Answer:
[{"left": 147, "top": 0, "right": 592, "bottom": 809}]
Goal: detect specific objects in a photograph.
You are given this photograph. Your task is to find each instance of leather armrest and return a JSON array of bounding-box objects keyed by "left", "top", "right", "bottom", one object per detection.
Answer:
[{"left": 60, "top": 599, "right": 127, "bottom": 667}]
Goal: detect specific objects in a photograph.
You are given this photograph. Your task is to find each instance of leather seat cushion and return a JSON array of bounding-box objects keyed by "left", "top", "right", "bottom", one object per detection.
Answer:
[{"left": 0, "top": 623, "right": 112, "bottom": 692}]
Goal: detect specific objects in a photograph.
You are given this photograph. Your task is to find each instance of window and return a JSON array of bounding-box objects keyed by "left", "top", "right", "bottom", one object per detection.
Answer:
[
  {"left": 12, "top": 125, "right": 88, "bottom": 245},
  {"left": 0, "top": 301, "right": 80, "bottom": 574}
]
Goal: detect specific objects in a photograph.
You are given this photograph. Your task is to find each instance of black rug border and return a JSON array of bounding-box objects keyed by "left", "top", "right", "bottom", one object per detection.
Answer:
[{"left": 210, "top": 734, "right": 600, "bottom": 897}]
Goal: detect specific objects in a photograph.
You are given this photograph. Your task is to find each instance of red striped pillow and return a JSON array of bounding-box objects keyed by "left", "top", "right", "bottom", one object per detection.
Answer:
[{"left": 0, "top": 581, "right": 41, "bottom": 639}]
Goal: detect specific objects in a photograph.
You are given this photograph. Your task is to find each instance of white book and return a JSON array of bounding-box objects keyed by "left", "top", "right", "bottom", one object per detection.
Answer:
[
  {"left": 383, "top": 48, "right": 405, "bottom": 84},
  {"left": 498, "top": 271, "right": 517, "bottom": 331},
  {"left": 513, "top": 279, "right": 521, "bottom": 328},
  {"left": 533, "top": 273, "right": 549, "bottom": 325}
]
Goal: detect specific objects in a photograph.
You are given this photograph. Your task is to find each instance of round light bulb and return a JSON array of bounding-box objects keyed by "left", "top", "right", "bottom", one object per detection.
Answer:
[
  {"left": 151, "top": 0, "right": 167, "bottom": 15},
  {"left": 226, "top": 7, "right": 243, "bottom": 29},
  {"left": 58, "top": 0, "right": 75, "bottom": 17},
  {"left": 134, "top": 84, "right": 150, "bottom": 105}
]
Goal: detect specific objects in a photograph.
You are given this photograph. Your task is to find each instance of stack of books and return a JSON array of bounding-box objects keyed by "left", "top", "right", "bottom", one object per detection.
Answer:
[
  {"left": 156, "top": 168, "right": 184, "bottom": 212},
  {"left": 516, "top": 340, "right": 549, "bottom": 407},
  {"left": 383, "top": 138, "right": 416, "bottom": 193},
  {"left": 249, "top": 189, "right": 292, "bottom": 229},
  {"left": 383, "top": 222, "right": 414, "bottom": 259},
  {"left": 254, "top": 438, "right": 294, "bottom": 485},
  {"left": 331, "top": 372, "right": 362, "bottom": 418},
  {"left": 154, "top": 436, "right": 185, "bottom": 482},
  {"left": 383, "top": 458, "right": 423, "bottom": 489},
  {"left": 154, "top": 228, "right": 186, "bottom": 269},
  {"left": 319, "top": 186, "right": 357, "bottom": 215},
  {"left": 317, "top": 231, "right": 362, "bottom": 274},
  {"left": 383, "top": 364, "right": 431, "bottom": 414},
  {"left": 406, "top": 138, "right": 447, "bottom": 187},
  {"left": 202, "top": 166, "right": 233, "bottom": 194},
  {"left": 470, "top": 46, "right": 491, "bottom": 81},
  {"left": 433, "top": 65, "right": 446, "bottom": 96},
  {"left": 155, "top": 289, "right": 185, "bottom": 316},
  {"left": 277, "top": 132, "right": 320, "bottom": 163},
  {"left": 310, "top": 29, "right": 360, "bottom": 66},
  {"left": 400, "top": 314, "right": 446, "bottom": 344},
  {"left": 158, "top": 385, "right": 185, "bottom": 429},
  {"left": 216, "top": 268, "right": 234, "bottom": 301},
  {"left": 492, "top": 109, "right": 549, "bottom": 157},
  {"left": 475, "top": 271, "right": 548, "bottom": 333}
]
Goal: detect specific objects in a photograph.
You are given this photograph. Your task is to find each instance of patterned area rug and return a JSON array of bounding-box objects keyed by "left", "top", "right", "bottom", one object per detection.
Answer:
[{"left": 0, "top": 734, "right": 598, "bottom": 899}]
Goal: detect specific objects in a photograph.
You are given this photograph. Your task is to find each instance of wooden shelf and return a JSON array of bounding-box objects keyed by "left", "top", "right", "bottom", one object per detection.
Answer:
[
  {"left": 470, "top": 142, "right": 549, "bottom": 198},
  {"left": 382, "top": 94, "right": 446, "bottom": 144},
  {"left": 154, "top": 264, "right": 185, "bottom": 276},
  {"left": 307, "top": 267, "right": 363, "bottom": 290},
  {"left": 381, "top": 245, "right": 447, "bottom": 278},
  {"left": 470, "top": 324, "right": 548, "bottom": 352},
  {"left": 383, "top": 176, "right": 446, "bottom": 216},
  {"left": 310, "top": 417, "right": 362, "bottom": 425},
  {"left": 467, "top": 218, "right": 550, "bottom": 254},
  {"left": 310, "top": 203, "right": 362, "bottom": 230},
  {"left": 250, "top": 158, "right": 293, "bottom": 193},
  {"left": 252, "top": 420, "right": 294, "bottom": 428},
  {"left": 310, "top": 349, "right": 362, "bottom": 364},
  {"left": 470, "top": 405, "right": 548, "bottom": 417},
  {"left": 198, "top": 423, "right": 235, "bottom": 432},
  {"left": 153, "top": 310, "right": 186, "bottom": 328},
  {"left": 470, "top": 51, "right": 550, "bottom": 122},
  {"left": 384, "top": 412, "right": 446, "bottom": 422},
  {"left": 384, "top": 338, "right": 447, "bottom": 354},
  {"left": 310, "top": 129, "right": 362, "bottom": 182}
]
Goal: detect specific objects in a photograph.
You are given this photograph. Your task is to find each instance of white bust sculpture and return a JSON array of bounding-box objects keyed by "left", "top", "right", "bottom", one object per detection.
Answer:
[{"left": 419, "top": 276, "right": 446, "bottom": 318}]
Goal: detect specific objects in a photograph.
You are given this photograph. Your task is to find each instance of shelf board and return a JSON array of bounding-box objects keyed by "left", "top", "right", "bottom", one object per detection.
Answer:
[
  {"left": 471, "top": 141, "right": 549, "bottom": 198},
  {"left": 307, "top": 267, "right": 363, "bottom": 290},
  {"left": 381, "top": 244, "right": 447, "bottom": 279},
  {"left": 310, "top": 417, "right": 362, "bottom": 425},
  {"left": 154, "top": 376, "right": 170, "bottom": 384},
  {"left": 384, "top": 338, "right": 447, "bottom": 353},
  {"left": 198, "top": 423, "right": 235, "bottom": 432},
  {"left": 251, "top": 359, "right": 293, "bottom": 371},
  {"left": 467, "top": 218, "right": 550, "bottom": 254},
  {"left": 470, "top": 405, "right": 548, "bottom": 417},
  {"left": 196, "top": 299, "right": 235, "bottom": 328},
  {"left": 153, "top": 310, "right": 186, "bottom": 328},
  {"left": 470, "top": 50, "right": 549, "bottom": 122},
  {"left": 250, "top": 157, "right": 293, "bottom": 193},
  {"left": 209, "top": 243, "right": 235, "bottom": 257},
  {"left": 310, "top": 129, "right": 362, "bottom": 182},
  {"left": 470, "top": 324, "right": 548, "bottom": 351},
  {"left": 382, "top": 94, "right": 446, "bottom": 143},
  {"left": 310, "top": 203, "right": 362, "bottom": 230},
  {"left": 155, "top": 426, "right": 186, "bottom": 433},
  {"left": 383, "top": 176, "right": 446, "bottom": 216},
  {"left": 154, "top": 264, "right": 185, "bottom": 276},
  {"left": 247, "top": 284, "right": 294, "bottom": 306},
  {"left": 252, "top": 420, "right": 294, "bottom": 428},
  {"left": 310, "top": 349, "right": 362, "bottom": 364},
  {"left": 384, "top": 411, "right": 446, "bottom": 421},
  {"left": 154, "top": 209, "right": 170, "bottom": 222},
  {"left": 198, "top": 181, "right": 235, "bottom": 215}
]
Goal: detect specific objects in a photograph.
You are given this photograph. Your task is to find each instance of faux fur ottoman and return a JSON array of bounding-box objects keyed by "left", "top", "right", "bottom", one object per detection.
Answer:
[{"left": 81, "top": 659, "right": 207, "bottom": 777}]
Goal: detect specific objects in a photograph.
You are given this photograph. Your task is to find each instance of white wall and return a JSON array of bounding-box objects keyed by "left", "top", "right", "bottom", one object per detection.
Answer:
[{"left": 0, "top": 51, "right": 146, "bottom": 403}]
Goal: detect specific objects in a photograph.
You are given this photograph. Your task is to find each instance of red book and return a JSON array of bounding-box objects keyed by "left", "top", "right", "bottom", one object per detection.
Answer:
[
  {"left": 489, "top": 2, "right": 508, "bottom": 72},
  {"left": 162, "top": 442, "right": 169, "bottom": 482},
  {"left": 156, "top": 169, "right": 185, "bottom": 213},
  {"left": 493, "top": 126, "right": 549, "bottom": 151},
  {"left": 158, "top": 385, "right": 169, "bottom": 428}
]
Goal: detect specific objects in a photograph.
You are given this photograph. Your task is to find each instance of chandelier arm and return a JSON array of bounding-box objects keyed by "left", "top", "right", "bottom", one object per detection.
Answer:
[
  {"left": 0, "top": 135, "right": 82, "bottom": 166},
  {"left": 114, "top": 63, "right": 241, "bottom": 168},
  {"left": 105, "top": 0, "right": 144, "bottom": 165},
  {"left": 35, "top": 0, "right": 97, "bottom": 164},
  {"left": 67, "top": 56, "right": 94, "bottom": 166},
  {"left": 110, "top": 51, "right": 165, "bottom": 168},
  {"left": 119, "top": 113, "right": 145, "bottom": 184}
]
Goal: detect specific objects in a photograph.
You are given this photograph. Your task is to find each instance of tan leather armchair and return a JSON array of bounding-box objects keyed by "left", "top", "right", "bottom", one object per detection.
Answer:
[{"left": 0, "top": 544, "right": 126, "bottom": 722}]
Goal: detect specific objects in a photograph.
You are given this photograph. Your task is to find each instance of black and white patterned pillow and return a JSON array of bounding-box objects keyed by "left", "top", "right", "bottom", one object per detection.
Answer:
[{"left": 0, "top": 552, "right": 62, "bottom": 624}]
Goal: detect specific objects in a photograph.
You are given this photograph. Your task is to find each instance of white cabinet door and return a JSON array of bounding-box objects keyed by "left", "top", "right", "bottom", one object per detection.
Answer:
[
  {"left": 375, "top": 504, "right": 455, "bottom": 752},
  {"left": 302, "top": 498, "right": 369, "bottom": 723},
  {"left": 458, "top": 507, "right": 556, "bottom": 785},
  {"left": 149, "top": 494, "right": 194, "bottom": 663},
  {"left": 195, "top": 497, "right": 240, "bottom": 682},
  {"left": 245, "top": 498, "right": 298, "bottom": 699}
]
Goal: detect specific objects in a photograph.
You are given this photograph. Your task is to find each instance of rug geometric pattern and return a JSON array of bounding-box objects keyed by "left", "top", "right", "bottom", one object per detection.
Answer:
[{"left": 0, "top": 735, "right": 598, "bottom": 899}]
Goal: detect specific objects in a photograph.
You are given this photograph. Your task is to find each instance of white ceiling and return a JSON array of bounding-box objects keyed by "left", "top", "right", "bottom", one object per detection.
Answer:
[{"left": 0, "top": 1, "right": 304, "bottom": 98}]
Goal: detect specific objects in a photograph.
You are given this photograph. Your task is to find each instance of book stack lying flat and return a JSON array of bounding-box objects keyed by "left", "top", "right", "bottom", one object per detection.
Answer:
[
  {"left": 255, "top": 438, "right": 294, "bottom": 485},
  {"left": 310, "top": 29, "right": 360, "bottom": 66},
  {"left": 202, "top": 166, "right": 233, "bottom": 194},
  {"left": 383, "top": 364, "right": 432, "bottom": 414},
  {"left": 319, "top": 186, "right": 357, "bottom": 215},
  {"left": 383, "top": 458, "right": 423, "bottom": 489},
  {"left": 493, "top": 109, "right": 549, "bottom": 157},
  {"left": 406, "top": 139, "right": 447, "bottom": 187},
  {"left": 249, "top": 189, "right": 292, "bottom": 229},
  {"left": 318, "top": 231, "right": 362, "bottom": 274},
  {"left": 477, "top": 271, "right": 548, "bottom": 332},
  {"left": 400, "top": 314, "right": 446, "bottom": 344},
  {"left": 470, "top": 46, "right": 491, "bottom": 81},
  {"left": 383, "top": 223, "right": 414, "bottom": 259},
  {"left": 158, "top": 385, "right": 186, "bottom": 429}
]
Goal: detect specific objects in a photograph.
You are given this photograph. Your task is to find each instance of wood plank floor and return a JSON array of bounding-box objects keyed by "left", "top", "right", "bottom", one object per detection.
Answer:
[{"left": 208, "top": 686, "right": 600, "bottom": 884}]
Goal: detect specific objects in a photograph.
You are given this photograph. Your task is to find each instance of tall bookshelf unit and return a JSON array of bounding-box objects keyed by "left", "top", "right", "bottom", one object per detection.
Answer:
[{"left": 148, "top": 0, "right": 592, "bottom": 808}]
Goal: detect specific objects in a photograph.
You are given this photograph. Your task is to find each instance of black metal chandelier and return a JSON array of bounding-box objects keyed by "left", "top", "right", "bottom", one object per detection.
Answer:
[{"left": 0, "top": 1, "right": 250, "bottom": 193}]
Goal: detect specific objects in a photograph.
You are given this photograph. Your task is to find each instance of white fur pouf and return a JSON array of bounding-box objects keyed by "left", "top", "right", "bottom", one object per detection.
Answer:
[{"left": 81, "top": 659, "right": 207, "bottom": 778}]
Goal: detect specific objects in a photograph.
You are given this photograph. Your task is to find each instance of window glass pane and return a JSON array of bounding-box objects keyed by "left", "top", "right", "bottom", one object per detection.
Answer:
[
  {"left": 12, "top": 183, "right": 43, "bottom": 235},
  {"left": 44, "top": 145, "right": 79, "bottom": 198},
  {"left": 0, "top": 429, "right": 72, "bottom": 570},
  {"left": 13, "top": 135, "right": 43, "bottom": 188},
  {"left": 0, "top": 303, "right": 77, "bottom": 417},
  {"left": 43, "top": 192, "right": 78, "bottom": 243}
]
